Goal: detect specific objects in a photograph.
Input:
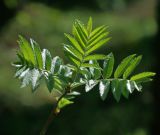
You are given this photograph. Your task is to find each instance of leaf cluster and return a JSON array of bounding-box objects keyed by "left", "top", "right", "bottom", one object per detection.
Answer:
[{"left": 12, "top": 17, "right": 155, "bottom": 108}]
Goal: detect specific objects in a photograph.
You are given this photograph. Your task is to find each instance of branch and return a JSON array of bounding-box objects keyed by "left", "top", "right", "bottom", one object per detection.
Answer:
[{"left": 40, "top": 87, "right": 69, "bottom": 135}]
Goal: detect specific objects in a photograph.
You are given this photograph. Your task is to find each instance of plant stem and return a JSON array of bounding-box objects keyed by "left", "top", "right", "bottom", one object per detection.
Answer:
[
  {"left": 40, "top": 87, "right": 69, "bottom": 135},
  {"left": 40, "top": 105, "right": 59, "bottom": 135}
]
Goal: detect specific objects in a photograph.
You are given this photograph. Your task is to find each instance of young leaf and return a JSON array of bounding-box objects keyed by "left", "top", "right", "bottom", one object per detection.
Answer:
[
  {"left": 18, "top": 36, "right": 36, "bottom": 65},
  {"left": 103, "top": 53, "right": 114, "bottom": 79},
  {"left": 114, "top": 54, "right": 136, "bottom": 78},
  {"left": 123, "top": 55, "right": 142, "bottom": 79},
  {"left": 99, "top": 80, "right": 110, "bottom": 101},
  {"left": 30, "top": 39, "right": 43, "bottom": 69},
  {"left": 58, "top": 98, "right": 74, "bottom": 109}
]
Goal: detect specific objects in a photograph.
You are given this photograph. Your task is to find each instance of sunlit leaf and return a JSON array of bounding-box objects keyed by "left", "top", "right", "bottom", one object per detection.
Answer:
[
  {"left": 85, "top": 80, "right": 98, "bottom": 92},
  {"left": 18, "top": 35, "right": 36, "bottom": 65},
  {"left": 42, "top": 49, "right": 52, "bottom": 71},
  {"left": 51, "top": 56, "right": 63, "bottom": 74},
  {"left": 99, "top": 80, "right": 110, "bottom": 101}
]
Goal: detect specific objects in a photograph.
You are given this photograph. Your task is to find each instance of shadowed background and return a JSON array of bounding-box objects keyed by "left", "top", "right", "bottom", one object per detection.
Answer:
[{"left": 0, "top": 0, "right": 159, "bottom": 135}]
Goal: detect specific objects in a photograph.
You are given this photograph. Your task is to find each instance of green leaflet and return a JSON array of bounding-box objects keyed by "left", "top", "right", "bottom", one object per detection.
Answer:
[
  {"left": 90, "top": 25, "right": 107, "bottom": 39},
  {"left": 30, "top": 39, "right": 43, "bottom": 69},
  {"left": 51, "top": 56, "right": 63, "bottom": 74},
  {"left": 18, "top": 35, "right": 36, "bottom": 65},
  {"left": 87, "top": 17, "right": 92, "bottom": 35},
  {"left": 120, "top": 79, "right": 129, "bottom": 99},
  {"left": 103, "top": 53, "right": 114, "bottom": 79},
  {"left": 31, "top": 69, "right": 41, "bottom": 91},
  {"left": 75, "top": 20, "right": 88, "bottom": 40},
  {"left": 45, "top": 73, "right": 54, "bottom": 92},
  {"left": 81, "top": 63, "right": 102, "bottom": 69},
  {"left": 72, "top": 25, "right": 86, "bottom": 48},
  {"left": 114, "top": 54, "right": 136, "bottom": 78},
  {"left": 80, "top": 67, "right": 91, "bottom": 80},
  {"left": 99, "top": 80, "right": 110, "bottom": 101},
  {"left": 64, "top": 51, "right": 80, "bottom": 67},
  {"left": 87, "top": 32, "right": 109, "bottom": 49},
  {"left": 130, "top": 72, "right": 156, "bottom": 82},
  {"left": 64, "top": 44, "right": 83, "bottom": 61},
  {"left": 85, "top": 80, "right": 98, "bottom": 92},
  {"left": 111, "top": 79, "right": 121, "bottom": 102},
  {"left": 64, "top": 33, "right": 84, "bottom": 54},
  {"left": 84, "top": 54, "right": 106, "bottom": 61},
  {"left": 42, "top": 49, "right": 52, "bottom": 71},
  {"left": 86, "top": 38, "right": 110, "bottom": 55},
  {"left": 123, "top": 55, "right": 142, "bottom": 79},
  {"left": 58, "top": 98, "right": 74, "bottom": 109},
  {"left": 89, "top": 60, "right": 101, "bottom": 79},
  {"left": 126, "top": 80, "right": 135, "bottom": 93},
  {"left": 15, "top": 66, "right": 27, "bottom": 78},
  {"left": 20, "top": 68, "right": 32, "bottom": 88}
]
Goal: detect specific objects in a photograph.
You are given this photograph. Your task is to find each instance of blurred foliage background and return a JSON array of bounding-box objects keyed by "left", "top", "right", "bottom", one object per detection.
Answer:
[{"left": 0, "top": 0, "right": 159, "bottom": 135}]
